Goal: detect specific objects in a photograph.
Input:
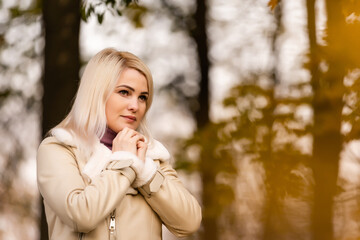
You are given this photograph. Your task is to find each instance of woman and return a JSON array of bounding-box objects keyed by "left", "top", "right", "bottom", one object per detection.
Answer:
[{"left": 37, "top": 48, "right": 202, "bottom": 240}]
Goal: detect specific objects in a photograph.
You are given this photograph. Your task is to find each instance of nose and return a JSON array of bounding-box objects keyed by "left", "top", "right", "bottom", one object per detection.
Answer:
[{"left": 128, "top": 97, "right": 139, "bottom": 112}]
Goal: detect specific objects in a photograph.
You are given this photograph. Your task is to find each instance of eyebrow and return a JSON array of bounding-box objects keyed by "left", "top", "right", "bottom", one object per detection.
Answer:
[{"left": 116, "top": 84, "right": 149, "bottom": 95}]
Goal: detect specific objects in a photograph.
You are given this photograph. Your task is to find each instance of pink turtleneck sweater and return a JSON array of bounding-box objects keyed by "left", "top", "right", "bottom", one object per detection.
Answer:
[{"left": 100, "top": 127, "right": 117, "bottom": 150}]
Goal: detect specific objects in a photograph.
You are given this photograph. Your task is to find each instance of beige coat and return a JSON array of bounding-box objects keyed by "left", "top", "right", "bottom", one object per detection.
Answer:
[{"left": 37, "top": 129, "right": 202, "bottom": 240}]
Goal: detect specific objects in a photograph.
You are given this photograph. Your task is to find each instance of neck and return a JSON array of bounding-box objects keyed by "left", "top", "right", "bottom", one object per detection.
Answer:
[{"left": 100, "top": 127, "right": 117, "bottom": 150}]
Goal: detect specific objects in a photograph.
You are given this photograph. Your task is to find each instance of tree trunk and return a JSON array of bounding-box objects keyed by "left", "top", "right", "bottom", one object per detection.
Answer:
[
  {"left": 42, "top": 0, "right": 81, "bottom": 136},
  {"left": 194, "top": 0, "right": 210, "bottom": 129},
  {"left": 309, "top": 0, "right": 345, "bottom": 239},
  {"left": 193, "top": 0, "right": 212, "bottom": 239},
  {"left": 40, "top": 0, "right": 81, "bottom": 239},
  {"left": 262, "top": 3, "right": 281, "bottom": 239}
]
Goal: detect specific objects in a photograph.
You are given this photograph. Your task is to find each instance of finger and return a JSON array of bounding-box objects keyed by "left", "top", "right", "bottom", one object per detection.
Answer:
[
  {"left": 123, "top": 129, "right": 144, "bottom": 141},
  {"left": 129, "top": 134, "right": 145, "bottom": 144},
  {"left": 137, "top": 141, "right": 147, "bottom": 148},
  {"left": 115, "top": 127, "right": 135, "bottom": 141},
  {"left": 135, "top": 134, "right": 145, "bottom": 142},
  {"left": 136, "top": 142, "right": 147, "bottom": 162},
  {"left": 115, "top": 127, "right": 128, "bottom": 140},
  {"left": 112, "top": 128, "right": 135, "bottom": 149},
  {"left": 122, "top": 128, "right": 139, "bottom": 140}
]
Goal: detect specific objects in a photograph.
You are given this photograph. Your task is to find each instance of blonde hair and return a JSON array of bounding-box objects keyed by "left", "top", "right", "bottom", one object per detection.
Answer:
[{"left": 52, "top": 48, "right": 154, "bottom": 155}]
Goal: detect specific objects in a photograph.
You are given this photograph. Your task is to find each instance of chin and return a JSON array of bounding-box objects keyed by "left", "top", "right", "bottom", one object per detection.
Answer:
[{"left": 122, "top": 125, "right": 137, "bottom": 131}]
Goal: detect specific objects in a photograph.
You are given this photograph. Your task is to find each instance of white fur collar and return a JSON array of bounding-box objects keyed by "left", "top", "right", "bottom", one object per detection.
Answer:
[
  {"left": 52, "top": 128, "right": 76, "bottom": 147},
  {"left": 51, "top": 128, "right": 171, "bottom": 185},
  {"left": 51, "top": 128, "right": 171, "bottom": 162}
]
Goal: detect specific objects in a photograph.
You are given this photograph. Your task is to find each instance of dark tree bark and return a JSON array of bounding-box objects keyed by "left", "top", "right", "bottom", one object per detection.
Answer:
[
  {"left": 40, "top": 0, "right": 81, "bottom": 239},
  {"left": 262, "top": 3, "right": 281, "bottom": 239},
  {"left": 193, "top": 0, "right": 210, "bottom": 129},
  {"left": 192, "top": 0, "right": 213, "bottom": 239},
  {"left": 308, "top": 0, "right": 345, "bottom": 239},
  {"left": 42, "top": 0, "right": 81, "bottom": 136}
]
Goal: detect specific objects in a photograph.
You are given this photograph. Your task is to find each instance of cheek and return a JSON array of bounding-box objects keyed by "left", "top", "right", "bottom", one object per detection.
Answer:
[
  {"left": 138, "top": 104, "right": 147, "bottom": 119},
  {"left": 105, "top": 97, "right": 117, "bottom": 120}
]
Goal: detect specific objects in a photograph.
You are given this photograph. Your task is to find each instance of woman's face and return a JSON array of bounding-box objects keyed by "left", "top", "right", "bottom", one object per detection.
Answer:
[{"left": 105, "top": 68, "right": 149, "bottom": 133}]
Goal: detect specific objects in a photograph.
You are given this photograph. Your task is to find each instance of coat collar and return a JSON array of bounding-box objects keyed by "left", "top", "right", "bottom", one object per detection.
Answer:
[{"left": 51, "top": 128, "right": 171, "bottom": 162}]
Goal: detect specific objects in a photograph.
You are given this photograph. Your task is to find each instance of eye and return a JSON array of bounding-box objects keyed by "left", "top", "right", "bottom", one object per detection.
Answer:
[
  {"left": 139, "top": 95, "right": 148, "bottom": 102},
  {"left": 118, "top": 90, "right": 129, "bottom": 96}
]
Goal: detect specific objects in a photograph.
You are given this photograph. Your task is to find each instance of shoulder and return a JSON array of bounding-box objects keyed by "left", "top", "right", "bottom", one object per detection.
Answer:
[
  {"left": 37, "top": 129, "right": 78, "bottom": 161},
  {"left": 37, "top": 136, "right": 76, "bottom": 160},
  {"left": 38, "top": 128, "right": 80, "bottom": 151},
  {"left": 50, "top": 128, "right": 77, "bottom": 147}
]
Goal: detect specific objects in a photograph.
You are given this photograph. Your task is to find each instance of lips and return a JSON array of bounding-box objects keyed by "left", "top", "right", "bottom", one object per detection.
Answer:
[{"left": 121, "top": 115, "right": 136, "bottom": 122}]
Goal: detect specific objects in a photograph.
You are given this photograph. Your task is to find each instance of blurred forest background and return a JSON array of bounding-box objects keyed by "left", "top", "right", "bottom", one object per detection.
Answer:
[{"left": 1, "top": 0, "right": 360, "bottom": 239}]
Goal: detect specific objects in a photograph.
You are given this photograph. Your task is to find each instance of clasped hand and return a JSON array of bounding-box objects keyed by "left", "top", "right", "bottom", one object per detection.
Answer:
[{"left": 112, "top": 127, "right": 147, "bottom": 163}]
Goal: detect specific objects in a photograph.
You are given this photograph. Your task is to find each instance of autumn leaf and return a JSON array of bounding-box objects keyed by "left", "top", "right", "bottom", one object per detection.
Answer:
[
  {"left": 342, "top": 0, "right": 360, "bottom": 17},
  {"left": 268, "top": 0, "right": 279, "bottom": 11}
]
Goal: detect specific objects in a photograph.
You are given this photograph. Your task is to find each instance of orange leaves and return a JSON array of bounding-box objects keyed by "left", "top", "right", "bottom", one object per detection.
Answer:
[
  {"left": 342, "top": 0, "right": 360, "bottom": 17},
  {"left": 268, "top": 0, "right": 279, "bottom": 11}
]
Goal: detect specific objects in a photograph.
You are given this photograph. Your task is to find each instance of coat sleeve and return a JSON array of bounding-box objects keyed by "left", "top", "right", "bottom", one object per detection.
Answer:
[
  {"left": 139, "top": 160, "right": 202, "bottom": 237},
  {"left": 37, "top": 138, "right": 136, "bottom": 233}
]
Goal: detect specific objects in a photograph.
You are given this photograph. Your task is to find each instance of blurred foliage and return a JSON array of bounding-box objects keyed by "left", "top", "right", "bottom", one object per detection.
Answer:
[
  {"left": 306, "top": 0, "right": 360, "bottom": 239},
  {"left": 81, "top": 0, "right": 147, "bottom": 26},
  {"left": 267, "top": 0, "right": 279, "bottom": 11},
  {"left": 173, "top": 1, "right": 315, "bottom": 238},
  {"left": 158, "top": 0, "right": 196, "bottom": 34},
  {"left": 9, "top": 4, "right": 42, "bottom": 18},
  {"left": 0, "top": 0, "right": 43, "bottom": 238},
  {"left": 0, "top": 0, "right": 42, "bottom": 188},
  {"left": 303, "top": 0, "right": 360, "bottom": 143},
  {"left": 175, "top": 121, "right": 237, "bottom": 219},
  {"left": 227, "top": 80, "right": 313, "bottom": 240},
  {"left": 344, "top": 75, "right": 360, "bottom": 141},
  {"left": 342, "top": 0, "right": 360, "bottom": 17},
  {"left": 3, "top": 0, "right": 360, "bottom": 239},
  {"left": 224, "top": 82, "right": 312, "bottom": 194},
  {"left": 174, "top": 0, "right": 360, "bottom": 239},
  {"left": 175, "top": 76, "right": 315, "bottom": 239},
  {"left": 336, "top": 1, "right": 360, "bottom": 143}
]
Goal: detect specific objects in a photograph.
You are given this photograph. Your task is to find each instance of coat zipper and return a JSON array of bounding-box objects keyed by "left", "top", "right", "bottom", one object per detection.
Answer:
[
  {"left": 78, "top": 232, "right": 84, "bottom": 240},
  {"left": 78, "top": 211, "right": 116, "bottom": 240},
  {"left": 109, "top": 210, "right": 116, "bottom": 240}
]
